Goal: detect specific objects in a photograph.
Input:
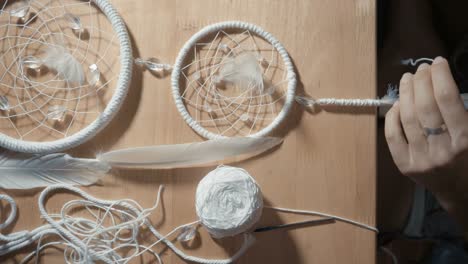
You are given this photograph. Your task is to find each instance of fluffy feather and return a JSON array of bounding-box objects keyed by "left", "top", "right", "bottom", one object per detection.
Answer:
[
  {"left": 0, "top": 152, "right": 109, "bottom": 190},
  {"left": 43, "top": 45, "right": 85, "bottom": 84},
  {"left": 217, "top": 52, "right": 264, "bottom": 93},
  {"left": 97, "top": 137, "right": 283, "bottom": 169}
]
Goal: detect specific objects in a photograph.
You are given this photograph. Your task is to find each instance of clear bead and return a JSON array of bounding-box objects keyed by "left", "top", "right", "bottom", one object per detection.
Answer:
[
  {"left": 47, "top": 105, "right": 67, "bottom": 121},
  {"left": 0, "top": 96, "right": 10, "bottom": 111},
  {"left": 64, "top": 13, "right": 82, "bottom": 31},
  {"left": 88, "top": 64, "right": 100, "bottom": 86},
  {"left": 266, "top": 86, "right": 276, "bottom": 95},
  {"left": 203, "top": 102, "right": 212, "bottom": 113},
  {"left": 10, "top": 2, "right": 29, "bottom": 18},
  {"left": 177, "top": 226, "right": 197, "bottom": 242},
  {"left": 240, "top": 113, "right": 250, "bottom": 122},
  {"left": 135, "top": 58, "right": 172, "bottom": 73},
  {"left": 219, "top": 44, "right": 230, "bottom": 54},
  {"left": 193, "top": 71, "right": 201, "bottom": 81},
  {"left": 21, "top": 56, "right": 42, "bottom": 70}
]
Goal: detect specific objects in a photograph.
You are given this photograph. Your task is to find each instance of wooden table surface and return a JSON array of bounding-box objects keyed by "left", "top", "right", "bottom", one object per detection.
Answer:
[{"left": 2, "top": 0, "right": 377, "bottom": 263}]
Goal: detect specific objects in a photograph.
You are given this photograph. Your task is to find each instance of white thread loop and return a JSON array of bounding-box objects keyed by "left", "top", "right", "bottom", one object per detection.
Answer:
[
  {"left": 400, "top": 57, "right": 434, "bottom": 67},
  {"left": 0, "top": 194, "right": 30, "bottom": 243},
  {"left": 196, "top": 166, "right": 263, "bottom": 238},
  {"left": 0, "top": 194, "right": 17, "bottom": 230}
]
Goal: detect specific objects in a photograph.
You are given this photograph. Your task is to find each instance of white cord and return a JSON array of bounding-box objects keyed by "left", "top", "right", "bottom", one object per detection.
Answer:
[
  {"left": 266, "top": 206, "right": 378, "bottom": 233},
  {"left": 380, "top": 246, "right": 399, "bottom": 264}
]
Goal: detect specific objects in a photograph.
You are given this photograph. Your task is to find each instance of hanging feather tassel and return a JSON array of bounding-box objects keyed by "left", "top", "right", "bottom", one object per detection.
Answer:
[
  {"left": 216, "top": 52, "right": 264, "bottom": 94},
  {"left": 43, "top": 45, "right": 85, "bottom": 84},
  {"left": 0, "top": 152, "right": 109, "bottom": 190},
  {"left": 97, "top": 137, "right": 282, "bottom": 169}
]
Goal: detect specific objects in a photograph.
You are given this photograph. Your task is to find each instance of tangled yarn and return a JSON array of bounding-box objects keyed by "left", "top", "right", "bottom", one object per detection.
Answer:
[{"left": 0, "top": 185, "right": 252, "bottom": 264}]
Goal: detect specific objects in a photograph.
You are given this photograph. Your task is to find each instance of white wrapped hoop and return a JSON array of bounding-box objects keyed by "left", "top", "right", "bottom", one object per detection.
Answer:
[
  {"left": 171, "top": 21, "right": 297, "bottom": 139},
  {"left": 0, "top": 0, "right": 132, "bottom": 153}
]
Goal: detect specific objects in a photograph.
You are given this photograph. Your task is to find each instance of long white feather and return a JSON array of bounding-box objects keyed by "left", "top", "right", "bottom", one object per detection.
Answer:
[
  {"left": 218, "top": 52, "right": 264, "bottom": 93},
  {"left": 43, "top": 45, "right": 85, "bottom": 84},
  {"left": 0, "top": 152, "right": 110, "bottom": 190},
  {"left": 97, "top": 137, "right": 283, "bottom": 169}
]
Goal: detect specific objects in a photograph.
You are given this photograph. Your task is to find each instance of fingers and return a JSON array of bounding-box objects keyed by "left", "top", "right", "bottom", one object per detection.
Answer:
[
  {"left": 386, "top": 57, "right": 466, "bottom": 178},
  {"left": 431, "top": 57, "right": 468, "bottom": 139},
  {"left": 413, "top": 63, "right": 444, "bottom": 128},
  {"left": 399, "top": 72, "right": 428, "bottom": 153},
  {"left": 385, "top": 101, "right": 409, "bottom": 169},
  {"left": 413, "top": 63, "right": 452, "bottom": 155}
]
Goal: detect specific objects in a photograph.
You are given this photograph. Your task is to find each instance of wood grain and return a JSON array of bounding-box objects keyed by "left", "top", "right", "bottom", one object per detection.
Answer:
[{"left": 1, "top": 0, "right": 376, "bottom": 263}]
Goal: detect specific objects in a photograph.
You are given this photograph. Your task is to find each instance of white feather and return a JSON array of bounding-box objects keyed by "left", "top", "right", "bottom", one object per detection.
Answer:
[
  {"left": 97, "top": 137, "right": 283, "bottom": 169},
  {"left": 0, "top": 152, "right": 110, "bottom": 190},
  {"left": 218, "top": 52, "right": 264, "bottom": 93},
  {"left": 43, "top": 45, "right": 85, "bottom": 84}
]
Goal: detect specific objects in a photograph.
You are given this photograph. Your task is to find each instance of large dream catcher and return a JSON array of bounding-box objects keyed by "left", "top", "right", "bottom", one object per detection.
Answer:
[{"left": 0, "top": 0, "right": 132, "bottom": 153}]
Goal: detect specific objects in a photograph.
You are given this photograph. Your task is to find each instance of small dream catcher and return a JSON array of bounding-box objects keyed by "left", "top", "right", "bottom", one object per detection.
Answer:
[
  {"left": 0, "top": 0, "right": 132, "bottom": 153},
  {"left": 138, "top": 21, "right": 297, "bottom": 139}
]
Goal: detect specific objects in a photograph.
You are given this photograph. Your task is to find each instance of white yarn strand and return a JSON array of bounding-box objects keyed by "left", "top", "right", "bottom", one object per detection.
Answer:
[
  {"left": 266, "top": 207, "right": 378, "bottom": 233},
  {"left": 400, "top": 57, "right": 434, "bottom": 67}
]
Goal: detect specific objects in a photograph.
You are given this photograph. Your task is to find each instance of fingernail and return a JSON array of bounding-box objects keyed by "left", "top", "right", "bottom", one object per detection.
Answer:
[
  {"left": 434, "top": 56, "right": 446, "bottom": 64},
  {"left": 417, "top": 63, "right": 430, "bottom": 71},
  {"left": 401, "top": 72, "right": 412, "bottom": 83}
]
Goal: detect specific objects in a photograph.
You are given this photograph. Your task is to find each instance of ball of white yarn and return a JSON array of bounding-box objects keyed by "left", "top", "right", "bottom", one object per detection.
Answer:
[{"left": 195, "top": 166, "right": 263, "bottom": 238}]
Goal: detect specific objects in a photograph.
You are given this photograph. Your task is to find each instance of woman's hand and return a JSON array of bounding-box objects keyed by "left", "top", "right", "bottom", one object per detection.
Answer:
[{"left": 385, "top": 57, "right": 468, "bottom": 231}]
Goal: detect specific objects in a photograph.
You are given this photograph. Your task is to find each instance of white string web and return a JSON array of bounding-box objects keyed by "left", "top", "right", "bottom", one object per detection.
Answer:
[
  {"left": 180, "top": 29, "right": 289, "bottom": 137},
  {"left": 0, "top": 0, "right": 120, "bottom": 142}
]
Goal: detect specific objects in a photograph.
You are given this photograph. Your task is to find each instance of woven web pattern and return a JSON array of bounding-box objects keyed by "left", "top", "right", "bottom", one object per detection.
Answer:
[
  {"left": 180, "top": 29, "right": 288, "bottom": 137},
  {"left": 0, "top": 0, "right": 119, "bottom": 142}
]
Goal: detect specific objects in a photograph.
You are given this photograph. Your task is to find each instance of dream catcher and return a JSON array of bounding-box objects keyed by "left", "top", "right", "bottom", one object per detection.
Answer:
[
  {"left": 138, "top": 21, "right": 297, "bottom": 139},
  {"left": 0, "top": 0, "right": 132, "bottom": 153}
]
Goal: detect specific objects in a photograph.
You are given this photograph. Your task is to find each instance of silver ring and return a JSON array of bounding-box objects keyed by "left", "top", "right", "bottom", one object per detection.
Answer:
[{"left": 423, "top": 124, "right": 447, "bottom": 136}]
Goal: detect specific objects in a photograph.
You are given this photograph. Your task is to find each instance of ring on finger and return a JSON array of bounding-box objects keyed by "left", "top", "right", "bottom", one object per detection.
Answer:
[{"left": 423, "top": 124, "right": 447, "bottom": 136}]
